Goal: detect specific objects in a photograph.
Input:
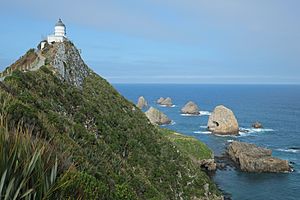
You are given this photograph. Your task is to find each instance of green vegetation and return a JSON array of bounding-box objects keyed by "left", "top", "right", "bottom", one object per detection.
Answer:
[
  {"left": 0, "top": 114, "right": 59, "bottom": 199},
  {"left": 0, "top": 42, "right": 221, "bottom": 199},
  {"left": 161, "top": 128, "right": 213, "bottom": 161}
]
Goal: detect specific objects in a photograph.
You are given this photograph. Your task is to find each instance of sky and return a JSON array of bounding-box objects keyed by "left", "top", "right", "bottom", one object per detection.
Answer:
[{"left": 0, "top": 0, "right": 300, "bottom": 84}]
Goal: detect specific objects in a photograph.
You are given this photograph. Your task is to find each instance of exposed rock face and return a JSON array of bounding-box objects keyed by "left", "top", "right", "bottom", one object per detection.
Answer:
[
  {"left": 160, "top": 97, "right": 173, "bottom": 106},
  {"left": 136, "top": 96, "right": 148, "bottom": 109},
  {"left": 45, "top": 41, "right": 91, "bottom": 88},
  {"left": 252, "top": 121, "right": 263, "bottom": 129},
  {"left": 157, "top": 97, "right": 165, "bottom": 104},
  {"left": 145, "top": 107, "right": 171, "bottom": 125},
  {"left": 228, "top": 141, "right": 291, "bottom": 173},
  {"left": 181, "top": 101, "right": 200, "bottom": 115},
  {"left": 198, "top": 159, "right": 217, "bottom": 171},
  {"left": 207, "top": 105, "right": 239, "bottom": 135}
]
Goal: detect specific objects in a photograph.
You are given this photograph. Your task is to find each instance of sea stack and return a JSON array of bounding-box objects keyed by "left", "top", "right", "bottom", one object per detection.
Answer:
[
  {"left": 227, "top": 141, "right": 291, "bottom": 173},
  {"left": 157, "top": 97, "right": 165, "bottom": 104},
  {"left": 181, "top": 101, "right": 200, "bottom": 115},
  {"left": 207, "top": 105, "right": 239, "bottom": 135},
  {"left": 136, "top": 96, "right": 148, "bottom": 109},
  {"left": 145, "top": 107, "right": 171, "bottom": 125},
  {"left": 159, "top": 97, "right": 173, "bottom": 107}
]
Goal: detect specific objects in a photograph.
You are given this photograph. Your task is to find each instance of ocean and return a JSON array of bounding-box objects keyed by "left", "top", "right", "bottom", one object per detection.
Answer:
[{"left": 114, "top": 84, "right": 300, "bottom": 200}]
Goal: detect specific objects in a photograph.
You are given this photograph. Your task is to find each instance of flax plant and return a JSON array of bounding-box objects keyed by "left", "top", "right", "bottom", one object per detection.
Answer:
[{"left": 0, "top": 113, "right": 58, "bottom": 199}]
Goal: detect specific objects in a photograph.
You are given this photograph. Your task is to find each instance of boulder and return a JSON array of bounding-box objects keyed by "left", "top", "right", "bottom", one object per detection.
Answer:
[
  {"left": 145, "top": 107, "right": 171, "bottom": 125},
  {"left": 156, "top": 97, "right": 165, "bottom": 104},
  {"left": 227, "top": 141, "right": 291, "bottom": 173},
  {"left": 207, "top": 105, "right": 239, "bottom": 135},
  {"left": 252, "top": 121, "right": 263, "bottom": 129},
  {"left": 160, "top": 97, "right": 173, "bottom": 107},
  {"left": 136, "top": 96, "right": 148, "bottom": 109},
  {"left": 181, "top": 101, "right": 200, "bottom": 115}
]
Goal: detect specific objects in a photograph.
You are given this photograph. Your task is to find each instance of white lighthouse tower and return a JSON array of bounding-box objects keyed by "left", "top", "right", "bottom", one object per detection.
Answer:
[{"left": 47, "top": 19, "right": 67, "bottom": 43}]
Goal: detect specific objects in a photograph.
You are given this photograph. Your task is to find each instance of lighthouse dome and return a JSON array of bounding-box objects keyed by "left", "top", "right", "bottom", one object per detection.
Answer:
[{"left": 55, "top": 18, "right": 65, "bottom": 27}]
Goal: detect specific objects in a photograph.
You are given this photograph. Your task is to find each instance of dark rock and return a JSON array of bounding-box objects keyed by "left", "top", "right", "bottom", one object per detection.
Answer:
[{"left": 252, "top": 122, "right": 263, "bottom": 129}]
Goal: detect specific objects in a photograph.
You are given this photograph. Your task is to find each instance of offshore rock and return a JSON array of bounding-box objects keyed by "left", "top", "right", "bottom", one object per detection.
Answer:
[
  {"left": 145, "top": 107, "right": 171, "bottom": 125},
  {"left": 207, "top": 105, "right": 239, "bottom": 135},
  {"left": 136, "top": 96, "right": 148, "bottom": 109},
  {"left": 228, "top": 141, "right": 291, "bottom": 173},
  {"left": 160, "top": 97, "right": 173, "bottom": 107},
  {"left": 181, "top": 101, "right": 200, "bottom": 115},
  {"left": 252, "top": 121, "right": 263, "bottom": 129},
  {"left": 157, "top": 97, "right": 165, "bottom": 104}
]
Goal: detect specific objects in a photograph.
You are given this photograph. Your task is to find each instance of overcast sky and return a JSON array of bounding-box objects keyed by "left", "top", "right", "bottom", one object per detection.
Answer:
[{"left": 1, "top": 0, "right": 300, "bottom": 84}]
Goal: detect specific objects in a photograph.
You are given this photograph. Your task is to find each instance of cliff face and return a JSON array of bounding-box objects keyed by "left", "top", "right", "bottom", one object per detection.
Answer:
[
  {"left": 0, "top": 41, "right": 221, "bottom": 199},
  {"left": 43, "top": 41, "right": 91, "bottom": 88}
]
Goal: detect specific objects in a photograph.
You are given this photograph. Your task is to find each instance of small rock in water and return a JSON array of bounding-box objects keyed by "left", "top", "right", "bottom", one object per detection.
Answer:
[{"left": 252, "top": 121, "right": 263, "bottom": 129}]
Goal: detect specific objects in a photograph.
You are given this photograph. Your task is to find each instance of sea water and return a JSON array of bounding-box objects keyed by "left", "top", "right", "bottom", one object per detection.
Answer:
[{"left": 114, "top": 84, "right": 300, "bottom": 200}]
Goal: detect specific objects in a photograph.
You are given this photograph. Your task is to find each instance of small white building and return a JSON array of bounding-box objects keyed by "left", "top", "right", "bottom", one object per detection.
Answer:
[{"left": 47, "top": 19, "right": 67, "bottom": 44}]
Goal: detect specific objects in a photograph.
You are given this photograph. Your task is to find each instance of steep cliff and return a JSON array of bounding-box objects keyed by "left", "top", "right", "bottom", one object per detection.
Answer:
[{"left": 0, "top": 41, "right": 222, "bottom": 199}]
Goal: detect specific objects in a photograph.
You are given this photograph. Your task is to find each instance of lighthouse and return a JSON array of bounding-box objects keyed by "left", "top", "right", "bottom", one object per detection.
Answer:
[{"left": 47, "top": 19, "right": 67, "bottom": 43}]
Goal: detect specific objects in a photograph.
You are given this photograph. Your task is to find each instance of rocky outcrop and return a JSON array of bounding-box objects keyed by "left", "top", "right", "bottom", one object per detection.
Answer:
[
  {"left": 227, "top": 141, "right": 291, "bottom": 173},
  {"left": 45, "top": 41, "right": 91, "bottom": 88},
  {"left": 136, "top": 96, "right": 148, "bottom": 109},
  {"left": 207, "top": 105, "right": 239, "bottom": 135},
  {"left": 181, "top": 101, "right": 200, "bottom": 115},
  {"left": 157, "top": 97, "right": 165, "bottom": 104},
  {"left": 159, "top": 97, "right": 173, "bottom": 107},
  {"left": 252, "top": 121, "right": 263, "bottom": 128},
  {"left": 198, "top": 159, "right": 217, "bottom": 171},
  {"left": 145, "top": 107, "right": 171, "bottom": 125}
]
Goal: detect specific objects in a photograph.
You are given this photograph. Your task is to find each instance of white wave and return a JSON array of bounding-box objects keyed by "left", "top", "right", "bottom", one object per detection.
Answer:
[
  {"left": 180, "top": 113, "right": 199, "bottom": 116},
  {"left": 227, "top": 139, "right": 234, "bottom": 143},
  {"left": 194, "top": 131, "right": 211, "bottom": 134},
  {"left": 277, "top": 148, "right": 300, "bottom": 153},
  {"left": 239, "top": 127, "right": 275, "bottom": 134},
  {"left": 200, "top": 125, "right": 207, "bottom": 129},
  {"left": 199, "top": 111, "right": 211, "bottom": 116},
  {"left": 159, "top": 104, "right": 176, "bottom": 107}
]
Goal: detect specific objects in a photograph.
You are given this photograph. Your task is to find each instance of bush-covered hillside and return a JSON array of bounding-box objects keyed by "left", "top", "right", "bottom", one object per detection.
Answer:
[{"left": 0, "top": 42, "right": 222, "bottom": 199}]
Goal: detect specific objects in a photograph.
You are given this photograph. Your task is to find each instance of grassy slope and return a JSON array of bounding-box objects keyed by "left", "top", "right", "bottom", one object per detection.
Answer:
[{"left": 0, "top": 64, "right": 220, "bottom": 199}]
